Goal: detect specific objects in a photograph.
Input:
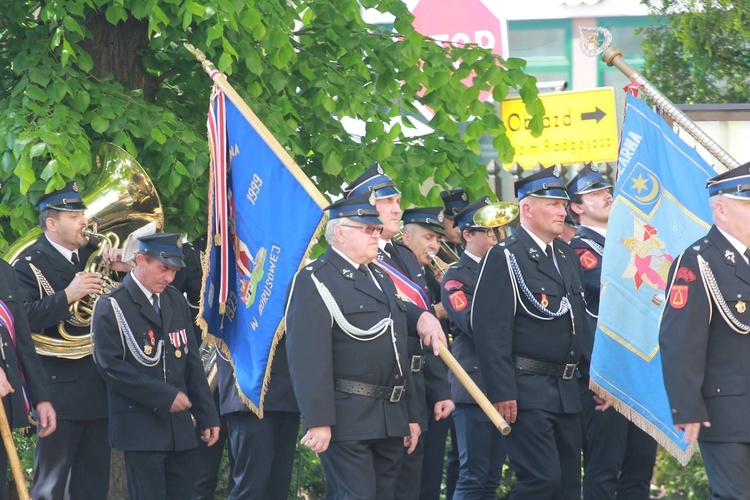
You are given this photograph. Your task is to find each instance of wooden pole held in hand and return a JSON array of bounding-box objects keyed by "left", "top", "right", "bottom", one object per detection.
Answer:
[
  {"left": 0, "top": 403, "right": 29, "bottom": 500},
  {"left": 436, "top": 343, "right": 510, "bottom": 435}
]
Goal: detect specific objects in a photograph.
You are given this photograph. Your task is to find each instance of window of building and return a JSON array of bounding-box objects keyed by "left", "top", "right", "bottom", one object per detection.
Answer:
[{"left": 508, "top": 19, "right": 573, "bottom": 87}]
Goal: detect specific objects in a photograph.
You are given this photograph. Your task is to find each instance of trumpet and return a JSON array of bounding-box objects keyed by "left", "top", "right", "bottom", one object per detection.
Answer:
[{"left": 428, "top": 251, "right": 453, "bottom": 274}]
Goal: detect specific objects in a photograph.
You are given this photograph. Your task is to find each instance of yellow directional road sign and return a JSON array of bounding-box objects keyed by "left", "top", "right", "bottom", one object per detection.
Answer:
[{"left": 500, "top": 87, "right": 619, "bottom": 169}]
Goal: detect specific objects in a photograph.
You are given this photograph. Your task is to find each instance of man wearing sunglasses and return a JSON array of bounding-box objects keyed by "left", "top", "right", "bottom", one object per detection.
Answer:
[{"left": 285, "top": 192, "right": 419, "bottom": 498}]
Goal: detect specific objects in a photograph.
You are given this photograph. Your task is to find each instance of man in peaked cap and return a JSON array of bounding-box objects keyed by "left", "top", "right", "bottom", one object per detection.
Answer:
[
  {"left": 442, "top": 196, "right": 513, "bottom": 498},
  {"left": 14, "top": 180, "right": 124, "bottom": 500},
  {"left": 399, "top": 207, "right": 455, "bottom": 500},
  {"left": 471, "top": 165, "right": 589, "bottom": 499},
  {"left": 285, "top": 192, "right": 420, "bottom": 498},
  {"left": 566, "top": 164, "right": 657, "bottom": 499},
  {"left": 92, "top": 232, "right": 220, "bottom": 499},
  {"left": 344, "top": 164, "right": 448, "bottom": 499},
  {"left": 440, "top": 188, "right": 470, "bottom": 258},
  {"left": 660, "top": 163, "right": 750, "bottom": 498}
]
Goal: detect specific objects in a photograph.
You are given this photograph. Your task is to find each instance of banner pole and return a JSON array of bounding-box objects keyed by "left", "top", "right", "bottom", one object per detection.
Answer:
[{"left": 579, "top": 28, "right": 739, "bottom": 170}]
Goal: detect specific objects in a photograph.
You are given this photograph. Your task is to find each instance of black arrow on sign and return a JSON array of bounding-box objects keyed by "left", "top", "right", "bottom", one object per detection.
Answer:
[{"left": 581, "top": 107, "right": 606, "bottom": 123}]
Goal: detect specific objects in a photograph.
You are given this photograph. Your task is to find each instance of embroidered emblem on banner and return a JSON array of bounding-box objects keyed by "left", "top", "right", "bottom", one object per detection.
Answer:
[
  {"left": 669, "top": 285, "right": 688, "bottom": 309},
  {"left": 449, "top": 291, "right": 467, "bottom": 311}
]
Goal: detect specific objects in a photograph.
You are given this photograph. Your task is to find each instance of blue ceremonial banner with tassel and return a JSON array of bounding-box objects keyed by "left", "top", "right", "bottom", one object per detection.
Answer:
[
  {"left": 590, "top": 94, "right": 715, "bottom": 463},
  {"left": 200, "top": 80, "right": 327, "bottom": 416}
]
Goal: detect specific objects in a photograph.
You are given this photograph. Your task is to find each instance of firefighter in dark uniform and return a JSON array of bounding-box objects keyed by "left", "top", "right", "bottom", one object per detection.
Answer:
[
  {"left": 439, "top": 188, "right": 470, "bottom": 499},
  {"left": 567, "top": 164, "right": 657, "bottom": 499},
  {"left": 440, "top": 188, "right": 470, "bottom": 259},
  {"left": 442, "top": 196, "right": 514, "bottom": 499},
  {"left": 285, "top": 193, "right": 420, "bottom": 499},
  {"left": 342, "top": 164, "right": 448, "bottom": 499},
  {"left": 0, "top": 257, "right": 56, "bottom": 500},
  {"left": 217, "top": 337, "right": 300, "bottom": 500},
  {"left": 472, "top": 166, "right": 588, "bottom": 500},
  {"left": 14, "top": 181, "right": 117, "bottom": 500},
  {"left": 92, "top": 233, "right": 220, "bottom": 499},
  {"left": 400, "top": 207, "right": 455, "bottom": 500},
  {"left": 660, "top": 164, "right": 750, "bottom": 499}
]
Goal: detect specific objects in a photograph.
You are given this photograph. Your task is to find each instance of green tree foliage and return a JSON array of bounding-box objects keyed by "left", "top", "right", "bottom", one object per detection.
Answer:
[
  {"left": 640, "top": 0, "right": 750, "bottom": 104},
  {"left": 0, "top": 0, "right": 543, "bottom": 248}
]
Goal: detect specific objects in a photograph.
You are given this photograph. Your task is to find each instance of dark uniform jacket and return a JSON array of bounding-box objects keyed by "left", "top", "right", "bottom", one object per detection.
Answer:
[
  {"left": 471, "top": 227, "right": 588, "bottom": 414},
  {"left": 384, "top": 241, "right": 451, "bottom": 427},
  {"left": 567, "top": 226, "right": 604, "bottom": 377},
  {"left": 218, "top": 336, "right": 299, "bottom": 415},
  {"left": 0, "top": 261, "right": 49, "bottom": 427},
  {"left": 660, "top": 226, "right": 750, "bottom": 442},
  {"left": 14, "top": 235, "right": 108, "bottom": 420},
  {"left": 285, "top": 248, "right": 418, "bottom": 441},
  {"left": 441, "top": 252, "right": 485, "bottom": 404},
  {"left": 92, "top": 272, "right": 219, "bottom": 452}
]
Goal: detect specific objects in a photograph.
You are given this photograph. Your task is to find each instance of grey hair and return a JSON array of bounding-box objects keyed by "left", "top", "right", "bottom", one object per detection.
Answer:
[{"left": 325, "top": 217, "right": 349, "bottom": 245}]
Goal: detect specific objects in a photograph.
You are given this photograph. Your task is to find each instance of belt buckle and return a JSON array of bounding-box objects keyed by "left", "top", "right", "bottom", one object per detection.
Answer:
[
  {"left": 389, "top": 385, "right": 404, "bottom": 403},
  {"left": 562, "top": 363, "right": 577, "bottom": 380},
  {"left": 410, "top": 355, "right": 424, "bottom": 373}
]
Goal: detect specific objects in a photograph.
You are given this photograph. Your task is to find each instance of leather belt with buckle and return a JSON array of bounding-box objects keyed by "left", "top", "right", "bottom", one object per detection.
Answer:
[
  {"left": 335, "top": 379, "right": 405, "bottom": 403},
  {"left": 410, "top": 355, "right": 424, "bottom": 373},
  {"left": 513, "top": 356, "right": 578, "bottom": 380}
]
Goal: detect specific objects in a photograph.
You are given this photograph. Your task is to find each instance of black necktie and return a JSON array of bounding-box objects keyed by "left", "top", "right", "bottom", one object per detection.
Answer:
[
  {"left": 745, "top": 248, "right": 750, "bottom": 265},
  {"left": 546, "top": 245, "right": 559, "bottom": 273},
  {"left": 384, "top": 242, "right": 395, "bottom": 257},
  {"left": 151, "top": 294, "right": 161, "bottom": 316},
  {"left": 358, "top": 264, "right": 369, "bottom": 275},
  {"left": 71, "top": 252, "right": 80, "bottom": 268}
]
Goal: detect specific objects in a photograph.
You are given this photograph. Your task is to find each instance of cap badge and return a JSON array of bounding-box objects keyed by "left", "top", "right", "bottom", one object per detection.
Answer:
[
  {"left": 591, "top": 165, "right": 599, "bottom": 172},
  {"left": 72, "top": 181, "right": 80, "bottom": 192},
  {"left": 176, "top": 239, "right": 183, "bottom": 249},
  {"left": 461, "top": 192, "right": 468, "bottom": 201},
  {"left": 437, "top": 211, "right": 444, "bottom": 223},
  {"left": 376, "top": 164, "right": 384, "bottom": 175},
  {"left": 368, "top": 191, "right": 376, "bottom": 206},
  {"left": 552, "top": 166, "right": 561, "bottom": 177}
]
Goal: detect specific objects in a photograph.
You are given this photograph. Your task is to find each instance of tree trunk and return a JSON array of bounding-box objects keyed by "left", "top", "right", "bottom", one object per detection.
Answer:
[{"left": 81, "top": 11, "right": 161, "bottom": 102}]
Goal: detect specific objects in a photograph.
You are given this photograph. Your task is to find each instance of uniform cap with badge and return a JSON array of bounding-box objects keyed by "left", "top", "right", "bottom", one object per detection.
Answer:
[
  {"left": 401, "top": 207, "right": 446, "bottom": 236},
  {"left": 325, "top": 192, "right": 383, "bottom": 225},
  {"left": 343, "top": 162, "right": 401, "bottom": 200},
  {"left": 440, "top": 188, "right": 470, "bottom": 217},
  {"left": 515, "top": 166, "right": 570, "bottom": 201},
  {"left": 566, "top": 163, "right": 612, "bottom": 199},
  {"left": 706, "top": 161, "right": 750, "bottom": 199},
  {"left": 138, "top": 232, "right": 185, "bottom": 268},
  {"left": 35, "top": 181, "right": 87, "bottom": 212}
]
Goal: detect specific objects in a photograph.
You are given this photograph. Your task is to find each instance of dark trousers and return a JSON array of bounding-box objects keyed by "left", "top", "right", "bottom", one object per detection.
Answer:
[
  {"left": 505, "top": 409, "right": 581, "bottom": 500},
  {"left": 225, "top": 410, "right": 299, "bottom": 500},
  {"left": 191, "top": 414, "right": 228, "bottom": 500},
  {"left": 453, "top": 404, "right": 506, "bottom": 500},
  {"left": 124, "top": 448, "right": 199, "bottom": 500},
  {"left": 321, "top": 437, "right": 405, "bottom": 500},
  {"left": 700, "top": 441, "right": 750, "bottom": 500},
  {"left": 31, "top": 418, "right": 110, "bottom": 500},
  {"left": 445, "top": 421, "right": 459, "bottom": 500},
  {"left": 580, "top": 386, "right": 656, "bottom": 499},
  {"left": 420, "top": 415, "right": 452, "bottom": 499},
  {"left": 394, "top": 435, "right": 425, "bottom": 500}
]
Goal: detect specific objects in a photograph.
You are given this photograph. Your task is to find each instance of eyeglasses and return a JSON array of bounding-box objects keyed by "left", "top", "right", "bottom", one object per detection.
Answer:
[
  {"left": 470, "top": 228, "right": 499, "bottom": 239},
  {"left": 341, "top": 224, "right": 384, "bottom": 236}
]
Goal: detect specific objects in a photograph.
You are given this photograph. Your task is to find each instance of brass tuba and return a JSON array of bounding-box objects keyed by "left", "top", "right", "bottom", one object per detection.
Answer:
[
  {"left": 473, "top": 201, "right": 520, "bottom": 240},
  {"left": 4, "top": 143, "right": 164, "bottom": 359}
]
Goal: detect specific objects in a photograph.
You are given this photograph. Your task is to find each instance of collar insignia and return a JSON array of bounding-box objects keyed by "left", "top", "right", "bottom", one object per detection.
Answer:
[{"left": 725, "top": 250, "right": 736, "bottom": 264}]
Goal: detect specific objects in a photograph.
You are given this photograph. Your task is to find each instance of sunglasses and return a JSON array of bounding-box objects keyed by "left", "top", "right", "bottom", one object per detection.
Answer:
[{"left": 341, "top": 224, "right": 384, "bottom": 236}]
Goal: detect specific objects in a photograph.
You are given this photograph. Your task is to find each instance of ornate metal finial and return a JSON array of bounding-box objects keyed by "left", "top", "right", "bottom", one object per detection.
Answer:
[{"left": 579, "top": 27, "right": 612, "bottom": 57}]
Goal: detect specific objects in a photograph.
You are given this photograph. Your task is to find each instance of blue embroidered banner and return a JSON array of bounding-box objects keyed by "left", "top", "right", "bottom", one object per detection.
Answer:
[
  {"left": 201, "top": 86, "right": 326, "bottom": 415},
  {"left": 590, "top": 94, "right": 715, "bottom": 463}
]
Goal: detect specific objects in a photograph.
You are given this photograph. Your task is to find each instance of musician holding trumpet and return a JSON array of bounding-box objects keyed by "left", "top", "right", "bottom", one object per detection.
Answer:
[{"left": 13, "top": 181, "right": 126, "bottom": 500}]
